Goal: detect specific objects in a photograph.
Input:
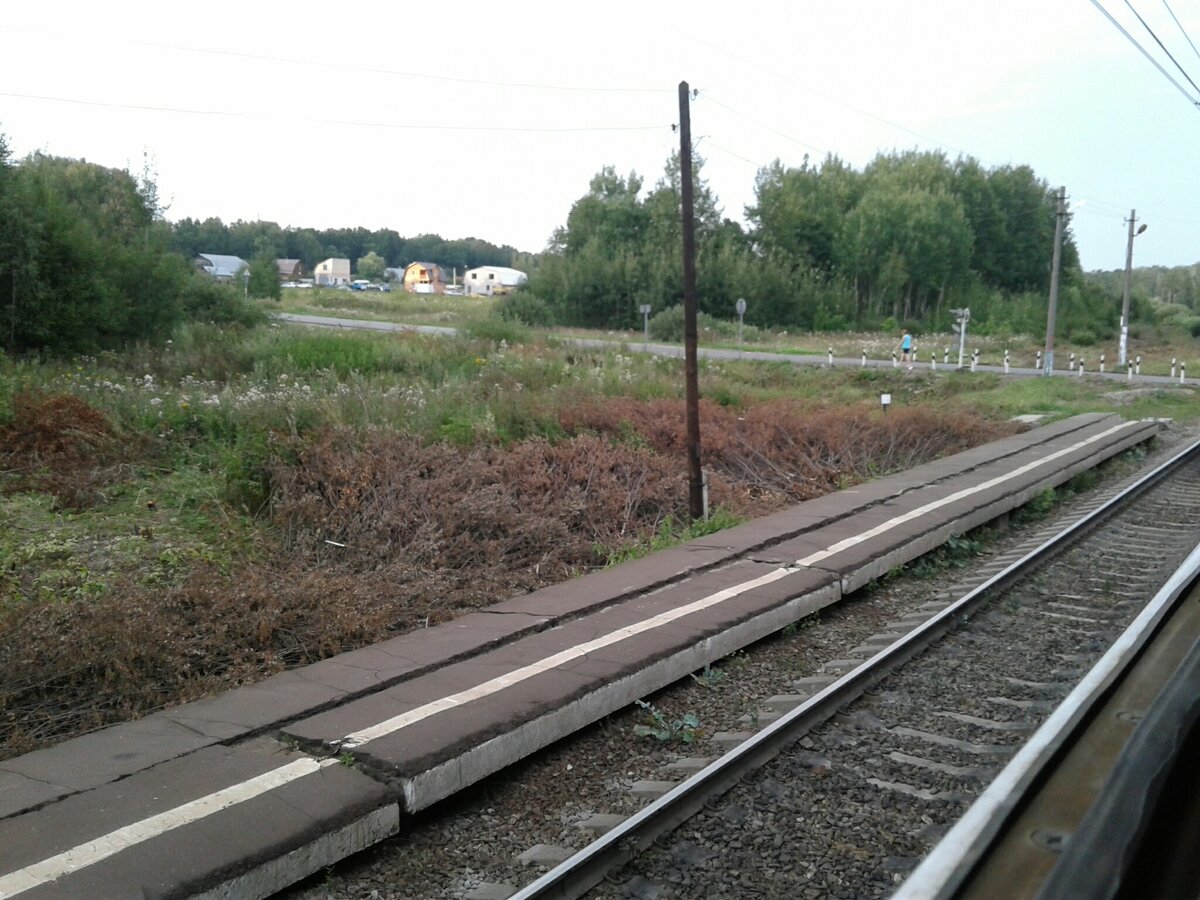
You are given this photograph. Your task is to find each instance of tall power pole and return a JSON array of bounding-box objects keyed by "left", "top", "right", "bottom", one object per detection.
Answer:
[
  {"left": 679, "top": 81, "right": 704, "bottom": 521},
  {"left": 1043, "top": 186, "right": 1067, "bottom": 376},
  {"left": 1119, "top": 209, "right": 1142, "bottom": 367}
]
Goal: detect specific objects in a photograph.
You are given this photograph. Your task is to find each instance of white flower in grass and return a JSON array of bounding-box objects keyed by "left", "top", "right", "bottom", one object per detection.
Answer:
[
  {"left": 203, "top": 395, "right": 220, "bottom": 407},
  {"left": 149, "top": 397, "right": 162, "bottom": 407}
]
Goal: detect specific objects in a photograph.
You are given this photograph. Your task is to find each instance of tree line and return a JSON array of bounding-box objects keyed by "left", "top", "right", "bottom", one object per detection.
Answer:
[
  {"left": 169, "top": 218, "right": 517, "bottom": 276},
  {"left": 525, "top": 149, "right": 1122, "bottom": 341}
]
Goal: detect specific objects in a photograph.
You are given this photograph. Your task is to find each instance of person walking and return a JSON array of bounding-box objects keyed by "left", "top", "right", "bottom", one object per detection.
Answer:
[{"left": 897, "top": 328, "right": 914, "bottom": 366}]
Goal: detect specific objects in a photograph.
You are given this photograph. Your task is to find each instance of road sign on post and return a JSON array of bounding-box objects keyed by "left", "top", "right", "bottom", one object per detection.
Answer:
[
  {"left": 735, "top": 297, "right": 746, "bottom": 349},
  {"left": 639, "top": 304, "right": 652, "bottom": 345},
  {"left": 950, "top": 308, "right": 970, "bottom": 369}
]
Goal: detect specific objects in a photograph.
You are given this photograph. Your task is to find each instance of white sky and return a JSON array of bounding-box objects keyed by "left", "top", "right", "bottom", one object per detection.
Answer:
[{"left": 2, "top": 1, "right": 1198, "bottom": 270}]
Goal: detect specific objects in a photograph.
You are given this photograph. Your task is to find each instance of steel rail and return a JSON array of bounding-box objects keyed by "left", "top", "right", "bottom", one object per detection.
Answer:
[
  {"left": 898, "top": 537, "right": 1200, "bottom": 899},
  {"left": 511, "top": 430, "right": 1200, "bottom": 900}
]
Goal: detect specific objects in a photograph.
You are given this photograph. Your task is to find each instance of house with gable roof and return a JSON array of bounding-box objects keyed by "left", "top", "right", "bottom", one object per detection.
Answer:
[
  {"left": 402, "top": 261, "right": 447, "bottom": 294},
  {"left": 194, "top": 253, "right": 248, "bottom": 281}
]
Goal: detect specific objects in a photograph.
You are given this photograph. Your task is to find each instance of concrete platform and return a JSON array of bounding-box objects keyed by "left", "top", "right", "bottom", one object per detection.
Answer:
[
  {"left": 0, "top": 738, "right": 397, "bottom": 899},
  {"left": 0, "top": 413, "right": 1162, "bottom": 897}
]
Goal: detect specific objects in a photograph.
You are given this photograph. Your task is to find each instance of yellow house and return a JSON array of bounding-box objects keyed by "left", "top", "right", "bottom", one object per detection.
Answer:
[{"left": 403, "top": 261, "right": 447, "bottom": 294}]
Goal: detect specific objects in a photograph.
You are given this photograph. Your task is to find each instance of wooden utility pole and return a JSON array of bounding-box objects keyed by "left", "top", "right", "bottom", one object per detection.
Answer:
[
  {"left": 679, "top": 81, "right": 704, "bottom": 521},
  {"left": 1043, "top": 186, "right": 1066, "bottom": 376}
]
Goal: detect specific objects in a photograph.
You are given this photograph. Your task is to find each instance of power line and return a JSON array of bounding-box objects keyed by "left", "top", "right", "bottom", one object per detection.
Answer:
[
  {"left": 704, "top": 140, "right": 764, "bottom": 169},
  {"left": 1161, "top": 0, "right": 1200, "bottom": 67},
  {"left": 0, "top": 90, "right": 671, "bottom": 135},
  {"left": 1089, "top": 0, "right": 1200, "bottom": 108},
  {"left": 0, "top": 25, "right": 673, "bottom": 96},
  {"left": 680, "top": 31, "right": 979, "bottom": 161},
  {"left": 697, "top": 92, "right": 827, "bottom": 157},
  {"left": 1123, "top": 0, "right": 1200, "bottom": 95}
]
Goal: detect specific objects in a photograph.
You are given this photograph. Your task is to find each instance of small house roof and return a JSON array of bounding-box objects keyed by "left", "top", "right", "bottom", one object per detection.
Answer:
[{"left": 196, "top": 253, "right": 247, "bottom": 278}]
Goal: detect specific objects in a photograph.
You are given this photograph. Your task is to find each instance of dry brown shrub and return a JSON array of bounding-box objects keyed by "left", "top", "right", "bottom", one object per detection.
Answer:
[
  {"left": 0, "top": 391, "right": 140, "bottom": 509},
  {"left": 268, "top": 428, "right": 690, "bottom": 584},
  {"left": 561, "top": 398, "right": 1018, "bottom": 503},
  {"left": 0, "top": 397, "right": 1020, "bottom": 758}
]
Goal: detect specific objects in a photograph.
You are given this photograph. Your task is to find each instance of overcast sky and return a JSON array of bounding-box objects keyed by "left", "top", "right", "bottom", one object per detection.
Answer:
[{"left": 3, "top": 1, "right": 1198, "bottom": 271}]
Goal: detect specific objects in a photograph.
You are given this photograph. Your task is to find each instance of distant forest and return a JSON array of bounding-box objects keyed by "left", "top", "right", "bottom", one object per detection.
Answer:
[{"left": 169, "top": 218, "right": 519, "bottom": 274}]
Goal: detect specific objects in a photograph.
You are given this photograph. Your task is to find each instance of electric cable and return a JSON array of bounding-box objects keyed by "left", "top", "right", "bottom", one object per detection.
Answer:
[
  {"left": 1161, "top": 0, "right": 1200, "bottom": 66},
  {"left": 1123, "top": 0, "right": 1200, "bottom": 95},
  {"left": 1089, "top": 0, "right": 1200, "bottom": 108}
]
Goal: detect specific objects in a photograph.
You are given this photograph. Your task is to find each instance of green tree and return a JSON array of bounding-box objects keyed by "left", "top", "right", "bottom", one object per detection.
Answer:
[
  {"left": 356, "top": 250, "right": 386, "bottom": 280},
  {"left": 247, "top": 252, "right": 280, "bottom": 300},
  {"left": 1, "top": 149, "right": 188, "bottom": 353}
]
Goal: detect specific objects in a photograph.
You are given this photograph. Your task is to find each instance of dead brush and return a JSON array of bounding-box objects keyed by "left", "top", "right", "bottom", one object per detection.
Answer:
[{"left": 0, "top": 391, "right": 150, "bottom": 509}]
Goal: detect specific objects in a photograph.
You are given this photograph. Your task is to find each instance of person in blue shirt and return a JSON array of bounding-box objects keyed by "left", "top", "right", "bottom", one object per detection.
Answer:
[{"left": 898, "top": 328, "right": 914, "bottom": 364}]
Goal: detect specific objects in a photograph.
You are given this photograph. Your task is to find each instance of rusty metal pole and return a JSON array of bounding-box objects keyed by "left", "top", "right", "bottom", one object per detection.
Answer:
[{"left": 679, "top": 80, "right": 704, "bottom": 521}]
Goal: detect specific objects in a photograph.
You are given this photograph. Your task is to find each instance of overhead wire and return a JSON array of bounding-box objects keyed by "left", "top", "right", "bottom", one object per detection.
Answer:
[
  {"left": 1088, "top": 0, "right": 1200, "bottom": 108},
  {"left": 1123, "top": 0, "right": 1200, "bottom": 95},
  {"left": 1161, "top": 0, "right": 1200, "bottom": 66},
  {"left": 0, "top": 90, "right": 672, "bottom": 135},
  {"left": 0, "top": 24, "right": 673, "bottom": 96}
]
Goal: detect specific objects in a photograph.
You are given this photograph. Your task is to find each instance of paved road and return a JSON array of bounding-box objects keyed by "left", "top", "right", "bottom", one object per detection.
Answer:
[{"left": 275, "top": 313, "right": 1189, "bottom": 386}]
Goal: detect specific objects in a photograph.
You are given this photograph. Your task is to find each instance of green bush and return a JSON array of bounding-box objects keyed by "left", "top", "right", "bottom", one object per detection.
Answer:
[
  {"left": 180, "top": 276, "right": 267, "bottom": 327},
  {"left": 461, "top": 317, "right": 531, "bottom": 346},
  {"left": 647, "top": 305, "right": 725, "bottom": 343},
  {"left": 493, "top": 292, "right": 555, "bottom": 327}
]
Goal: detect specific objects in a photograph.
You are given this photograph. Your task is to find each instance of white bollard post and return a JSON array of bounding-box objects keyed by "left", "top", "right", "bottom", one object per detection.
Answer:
[
  {"left": 861, "top": 349, "right": 867, "bottom": 368},
  {"left": 828, "top": 346, "right": 833, "bottom": 366},
  {"left": 931, "top": 352, "right": 937, "bottom": 371},
  {"left": 1100, "top": 353, "right": 1105, "bottom": 374},
  {"left": 1069, "top": 352, "right": 1075, "bottom": 371},
  {"left": 1004, "top": 349, "right": 1010, "bottom": 374},
  {"left": 892, "top": 351, "right": 898, "bottom": 368},
  {"left": 1181, "top": 362, "right": 1187, "bottom": 384},
  {"left": 1036, "top": 350, "right": 1043, "bottom": 371},
  {"left": 1136, "top": 355, "right": 1142, "bottom": 375},
  {"left": 944, "top": 347, "right": 950, "bottom": 365},
  {"left": 971, "top": 349, "right": 979, "bottom": 372},
  {"left": 1128, "top": 361, "right": 1134, "bottom": 381},
  {"left": 1171, "top": 358, "right": 1177, "bottom": 379},
  {"left": 1078, "top": 358, "right": 1084, "bottom": 376}
]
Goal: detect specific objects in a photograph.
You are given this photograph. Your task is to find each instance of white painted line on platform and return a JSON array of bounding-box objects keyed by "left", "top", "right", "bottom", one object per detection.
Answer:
[
  {"left": 796, "top": 421, "right": 1133, "bottom": 566},
  {"left": 338, "top": 421, "right": 1139, "bottom": 749},
  {"left": 337, "top": 565, "right": 798, "bottom": 748},
  {"left": 0, "top": 758, "right": 337, "bottom": 898}
]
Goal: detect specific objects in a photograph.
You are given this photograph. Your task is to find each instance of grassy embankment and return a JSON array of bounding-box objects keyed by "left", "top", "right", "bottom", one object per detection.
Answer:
[
  {"left": 2, "top": 315, "right": 1198, "bottom": 759},
  {"left": 272, "top": 286, "right": 1200, "bottom": 376}
]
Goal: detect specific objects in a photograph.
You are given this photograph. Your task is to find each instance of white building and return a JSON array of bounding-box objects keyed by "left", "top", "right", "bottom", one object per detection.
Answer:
[
  {"left": 314, "top": 258, "right": 351, "bottom": 286},
  {"left": 463, "top": 265, "right": 527, "bottom": 296}
]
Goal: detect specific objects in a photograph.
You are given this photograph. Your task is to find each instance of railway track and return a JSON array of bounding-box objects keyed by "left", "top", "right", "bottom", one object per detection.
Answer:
[{"left": 282, "top": 429, "right": 1200, "bottom": 900}]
